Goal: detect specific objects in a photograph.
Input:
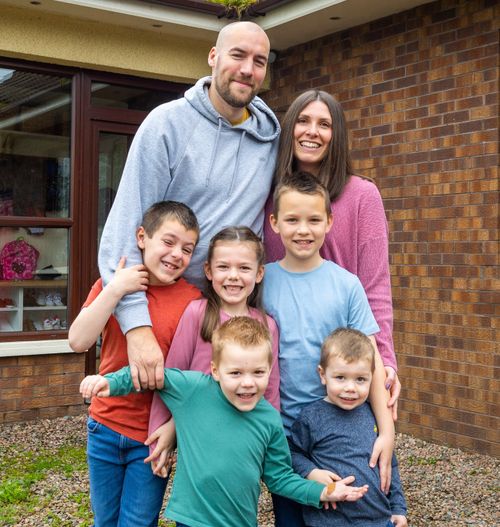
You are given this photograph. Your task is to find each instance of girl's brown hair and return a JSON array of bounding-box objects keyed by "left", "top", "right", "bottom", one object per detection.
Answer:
[
  {"left": 275, "top": 90, "right": 354, "bottom": 201},
  {"left": 201, "top": 226, "right": 267, "bottom": 342}
]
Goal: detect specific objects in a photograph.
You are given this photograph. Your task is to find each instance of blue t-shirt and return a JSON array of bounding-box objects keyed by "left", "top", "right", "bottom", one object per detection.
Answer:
[{"left": 263, "top": 260, "right": 379, "bottom": 432}]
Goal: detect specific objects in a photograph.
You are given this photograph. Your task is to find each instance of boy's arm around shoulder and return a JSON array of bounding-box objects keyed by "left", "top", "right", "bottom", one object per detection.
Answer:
[
  {"left": 367, "top": 336, "right": 395, "bottom": 494},
  {"left": 98, "top": 103, "right": 176, "bottom": 333},
  {"left": 68, "top": 257, "right": 148, "bottom": 352},
  {"left": 98, "top": 107, "right": 179, "bottom": 389}
]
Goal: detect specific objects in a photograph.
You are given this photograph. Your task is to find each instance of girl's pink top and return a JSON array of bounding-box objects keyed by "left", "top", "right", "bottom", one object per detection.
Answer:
[
  {"left": 148, "top": 298, "right": 280, "bottom": 439},
  {"left": 264, "top": 175, "right": 397, "bottom": 371}
]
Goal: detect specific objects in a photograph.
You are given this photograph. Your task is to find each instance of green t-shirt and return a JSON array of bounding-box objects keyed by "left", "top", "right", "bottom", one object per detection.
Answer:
[{"left": 107, "top": 367, "right": 324, "bottom": 527}]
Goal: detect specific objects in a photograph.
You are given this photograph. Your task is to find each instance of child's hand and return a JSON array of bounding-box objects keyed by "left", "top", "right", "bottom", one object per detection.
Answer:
[
  {"left": 391, "top": 514, "right": 408, "bottom": 527},
  {"left": 320, "top": 476, "right": 368, "bottom": 503},
  {"left": 108, "top": 256, "right": 149, "bottom": 298},
  {"left": 144, "top": 421, "right": 177, "bottom": 478},
  {"left": 369, "top": 433, "right": 394, "bottom": 494},
  {"left": 80, "top": 375, "right": 110, "bottom": 399},
  {"left": 308, "top": 469, "right": 341, "bottom": 509},
  {"left": 150, "top": 452, "right": 176, "bottom": 478},
  {"left": 307, "top": 468, "right": 340, "bottom": 485},
  {"left": 385, "top": 366, "right": 401, "bottom": 421}
]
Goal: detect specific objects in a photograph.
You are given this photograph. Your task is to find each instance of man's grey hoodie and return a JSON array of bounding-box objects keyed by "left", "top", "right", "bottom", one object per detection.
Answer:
[{"left": 98, "top": 76, "right": 280, "bottom": 333}]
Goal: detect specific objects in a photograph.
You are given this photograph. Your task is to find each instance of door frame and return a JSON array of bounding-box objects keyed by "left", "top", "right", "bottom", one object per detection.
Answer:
[{"left": 69, "top": 71, "right": 186, "bottom": 373}]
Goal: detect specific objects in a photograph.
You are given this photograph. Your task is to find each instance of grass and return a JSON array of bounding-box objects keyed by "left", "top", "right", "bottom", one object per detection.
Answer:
[
  {"left": 0, "top": 437, "right": 176, "bottom": 527},
  {"left": 0, "top": 443, "right": 90, "bottom": 526},
  {"left": 407, "top": 454, "right": 439, "bottom": 466}
]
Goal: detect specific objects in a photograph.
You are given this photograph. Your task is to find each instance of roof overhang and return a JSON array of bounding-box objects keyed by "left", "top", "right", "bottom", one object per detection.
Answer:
[{"left": 1, "top": 0, "right": 431, "bottom": 50}]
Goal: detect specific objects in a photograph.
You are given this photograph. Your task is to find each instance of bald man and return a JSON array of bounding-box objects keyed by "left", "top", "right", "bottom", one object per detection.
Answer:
[{"left": 98, "top": 22, "right": 280, "bottom": 391}]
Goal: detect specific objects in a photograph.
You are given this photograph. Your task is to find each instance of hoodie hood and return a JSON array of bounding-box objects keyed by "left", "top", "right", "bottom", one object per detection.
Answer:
[{"left": 185, "top": 76, "right": 280, "bottom": 143}]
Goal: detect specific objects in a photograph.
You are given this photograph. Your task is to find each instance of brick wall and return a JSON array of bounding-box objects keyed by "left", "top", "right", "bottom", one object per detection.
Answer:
[
  {"left": 0, "top": 353, "right": 86, "bottom": 422},
  {"left": 266, "top": 0, "right": 499, "bottom": 456}
]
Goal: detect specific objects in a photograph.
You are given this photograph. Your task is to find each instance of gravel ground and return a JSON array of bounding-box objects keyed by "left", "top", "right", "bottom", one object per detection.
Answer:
[{"left": 0, "top": 413, "right": 498, "bottom": 526}]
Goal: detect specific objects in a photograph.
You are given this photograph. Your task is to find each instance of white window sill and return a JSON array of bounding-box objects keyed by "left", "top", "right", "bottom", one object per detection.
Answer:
[{"left": 0, "top": 339, "right": 74, "bottom": 357}]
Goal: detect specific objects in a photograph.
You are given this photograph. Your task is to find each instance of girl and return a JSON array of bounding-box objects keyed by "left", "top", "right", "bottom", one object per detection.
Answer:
[
  {"left": 264, "top": 90, "right": 401, "bottom": 413},
  {"left": 146, "top": 226, "right": 280, "bottom": 472}
]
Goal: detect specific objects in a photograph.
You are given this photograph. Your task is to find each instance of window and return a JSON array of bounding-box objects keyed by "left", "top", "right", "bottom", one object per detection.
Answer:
[
  {"left": 0, "top": 68, "right": 72, "bottom": 336},
  {"left": 0, "top": 60, "right": 186, "bottom": 361}
]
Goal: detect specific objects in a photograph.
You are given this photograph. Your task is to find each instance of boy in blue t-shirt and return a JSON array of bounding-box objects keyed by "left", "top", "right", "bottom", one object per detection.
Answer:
[
  {"left": 263, "top": 171, "right": 395, "bottom": 527},
  {"left": 290, "top": 328, "right": 407, "bottom": 527}
]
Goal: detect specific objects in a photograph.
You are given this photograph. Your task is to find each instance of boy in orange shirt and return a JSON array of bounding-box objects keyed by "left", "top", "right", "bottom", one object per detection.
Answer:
[{"left": 69, "top": 201, "right": 200, "bottom": 527}]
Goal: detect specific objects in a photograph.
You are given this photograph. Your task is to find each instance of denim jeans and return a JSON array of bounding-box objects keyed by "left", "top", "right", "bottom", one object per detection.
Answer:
[
  {"left": 87, "top": 417, "right": 168, "bottom": 527},
  {"left": 272, "top": 493, "right": 306, "bottom": 527}
]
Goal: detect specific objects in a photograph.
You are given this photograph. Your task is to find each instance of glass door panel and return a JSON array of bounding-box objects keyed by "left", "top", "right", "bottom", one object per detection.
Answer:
[{"left": 97, "top": 131, "right": 133, "bottom": 246}]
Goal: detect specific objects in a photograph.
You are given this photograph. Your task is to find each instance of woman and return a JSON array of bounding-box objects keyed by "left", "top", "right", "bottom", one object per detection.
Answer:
[
  {"left": 264, "top": 90, "right": 401, "bottom": 527},
  {"left": 265, "top": 90, "right": 400, "bottom": 401}
]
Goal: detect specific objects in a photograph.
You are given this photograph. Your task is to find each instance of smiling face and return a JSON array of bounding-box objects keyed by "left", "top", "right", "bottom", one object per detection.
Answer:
[
  {"left": 137, "top": 218, "right": 198, "bottom": 285},
  {"left": 204, "top": 241, "right": 264, "bottom": 315},
  {"left": 208, "top": 22, "right": 269, "bottom": 118},
  {"left": 211, "top": 342, "right": 271, "bottom": 412},
  {"left": 293, "top": 100, "right": 333, "bottom": 175},
  {"left": 270, "top": 189, "right": 332, "bottom": 272},
  {"left": 319, "top": 356, "right": 372, "bottom": 411}
]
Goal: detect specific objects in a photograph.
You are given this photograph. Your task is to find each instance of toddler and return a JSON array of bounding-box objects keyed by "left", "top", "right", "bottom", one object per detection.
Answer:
[{"left": 289, "top": 328, "right": 408, "bottom": 527}]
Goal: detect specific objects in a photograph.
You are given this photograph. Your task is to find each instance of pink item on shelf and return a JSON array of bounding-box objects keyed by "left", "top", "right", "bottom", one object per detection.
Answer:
[{"left": 0, "top": 238, "right": 40, "bottom": 280}]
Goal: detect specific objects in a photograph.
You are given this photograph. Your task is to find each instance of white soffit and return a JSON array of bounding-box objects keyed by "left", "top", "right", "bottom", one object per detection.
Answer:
[
  {"left": 262, "top": 0, "right": 431, "bottom": 49},
  {"left": 2, "top": 0, "right": 431, "bottom": 49}
]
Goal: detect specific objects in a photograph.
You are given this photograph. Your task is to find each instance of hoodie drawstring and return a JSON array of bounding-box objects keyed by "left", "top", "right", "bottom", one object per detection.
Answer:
[
  {"left": 205, "top": 118, "right": 223, "bottom": 188},
  {"left": 226, "top": 130, "right": 245, "bottom": 203}
]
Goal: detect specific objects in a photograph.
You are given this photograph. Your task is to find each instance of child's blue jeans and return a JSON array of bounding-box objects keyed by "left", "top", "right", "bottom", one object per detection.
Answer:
[{"left": 87, "top": 417, "right": 168, "bottom": 527}]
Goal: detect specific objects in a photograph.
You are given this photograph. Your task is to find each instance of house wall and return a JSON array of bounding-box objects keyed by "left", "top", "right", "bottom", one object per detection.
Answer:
[
  {"left": 0, "top": 352, "right": 85, "bottom": 422},
  {"left": 265, "top": 0, "right": 499, "bottom": 456},
  {"left": 0, "top": 5, "right": 211, "bottom": 82}
]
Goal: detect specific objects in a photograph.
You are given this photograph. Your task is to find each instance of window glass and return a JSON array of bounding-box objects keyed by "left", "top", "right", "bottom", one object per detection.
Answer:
[
  {"left": 0, "top": 68, "right": 71, "bottom": 218},
  {"left": 91, "top": 82, "right": 180, "bottom": 111},
  {"left": 0, "top": 227, "right": 69, "bottom": 333}
]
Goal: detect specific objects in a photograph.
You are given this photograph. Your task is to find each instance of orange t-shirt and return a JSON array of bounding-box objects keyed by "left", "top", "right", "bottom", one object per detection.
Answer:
[{"left": 84, "top": 278, "right": 200, "bottom": 442}]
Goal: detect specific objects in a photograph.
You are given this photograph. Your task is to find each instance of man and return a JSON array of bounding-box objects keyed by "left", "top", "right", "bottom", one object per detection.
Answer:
[{"left": 98, "top": 22, "right": 280, "bottom": 391}]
